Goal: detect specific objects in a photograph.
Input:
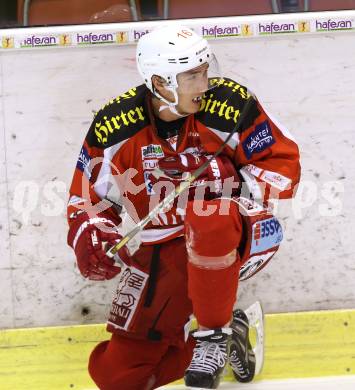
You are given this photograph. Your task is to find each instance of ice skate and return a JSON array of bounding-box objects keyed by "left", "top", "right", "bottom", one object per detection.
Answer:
[
  {"left": 184, "top": 328, "right": 232, "bottom": 389},
  {"left": 229, "top": 309, "right": 256, "bottom": 383}
]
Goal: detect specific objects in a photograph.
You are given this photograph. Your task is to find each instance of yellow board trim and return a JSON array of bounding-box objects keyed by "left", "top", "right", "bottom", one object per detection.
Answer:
[{"left": 0, "top": 309, "right": 354, "bottom": 389}]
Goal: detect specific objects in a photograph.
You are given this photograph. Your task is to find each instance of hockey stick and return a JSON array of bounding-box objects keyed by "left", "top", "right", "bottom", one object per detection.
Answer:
[{"left": 107, "top": 95, "right": 254, "bottom": 261}]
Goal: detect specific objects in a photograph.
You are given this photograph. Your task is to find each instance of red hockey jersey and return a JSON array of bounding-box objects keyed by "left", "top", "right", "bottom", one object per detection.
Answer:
[{"left": 68, "top": 78, "right": 301, "bottom": 246}]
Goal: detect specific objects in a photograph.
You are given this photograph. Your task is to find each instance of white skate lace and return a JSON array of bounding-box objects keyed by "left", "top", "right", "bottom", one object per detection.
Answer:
[
  {"left": 229, "top": 349, "right": 248, "bottom": 378},
  {"left": 188, "top": 340, "right": 228, "bottom": 374}
]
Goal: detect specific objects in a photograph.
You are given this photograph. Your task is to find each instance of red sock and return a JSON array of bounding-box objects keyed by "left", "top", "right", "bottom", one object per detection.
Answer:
[
  {"left": 185, "top": 199, "right": 242, "bottom": 328},
  {"left": 188, "top": 261, "right": 240, "bottom": 328}
]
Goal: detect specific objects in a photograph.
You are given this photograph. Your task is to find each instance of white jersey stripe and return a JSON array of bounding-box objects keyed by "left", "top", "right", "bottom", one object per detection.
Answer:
[
  {"left": 207, "top": 126, "right": 240, "bottom": 150},
  {"left": 141, "top": 225, "right": 184, "bottom": 243}
]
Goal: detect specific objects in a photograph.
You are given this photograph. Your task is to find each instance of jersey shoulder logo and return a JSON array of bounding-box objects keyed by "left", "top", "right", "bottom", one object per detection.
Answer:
[
  {"left": 196, "top": 77, "right": 259, "bottom": 134},
  {"left": 242, "top": 120, "right": 275, "bottom": 159},
  {"left": 87, "top": 84, "right": 150, "bottom": 148}
]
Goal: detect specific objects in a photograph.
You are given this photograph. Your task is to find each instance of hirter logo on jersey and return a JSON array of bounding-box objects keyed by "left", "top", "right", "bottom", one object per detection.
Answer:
[{"left": 242, "top": 120, "right": 275, "bottom": 159}]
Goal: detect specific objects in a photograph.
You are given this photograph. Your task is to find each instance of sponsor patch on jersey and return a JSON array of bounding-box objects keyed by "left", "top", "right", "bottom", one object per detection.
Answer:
[
  {"left": 141, "top": 144, "right": 164, "bottom": 159},
  {"left": 243, "top": 163, "right": 262, "bottom": 177},
  {"left": 143, "top": 170, "right": 155, "bottom": 195},
  {"left": 235, "top": 197, "right": 265, "bottom": 216},
  {"left": 68, "top": 195, "right": 87, "bottom": 206},
  {"left": 142, "top": 159, "right": 159, "bottom": 170},
  {"left": 141, "top": 144, "right": 164, "bottom": 194},
  {"left": 260, "top": 169, "right": 292, "bottom": 191},
  {"left": 250, "top": 217, "right": 283, "bottom": 255},
  {"left": 107, "top": 266, "right": 148, "bottom": 331},
  {"left": 242, "top": 120, "right": 275, "bottom": 159},
  {"left": 76, "top": 147, "right": 92, "bottom": 180}
]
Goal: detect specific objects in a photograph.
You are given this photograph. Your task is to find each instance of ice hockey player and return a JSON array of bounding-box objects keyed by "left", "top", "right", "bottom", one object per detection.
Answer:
[{"left": 67, "top": 25, "right": 301, "bottom": 389}]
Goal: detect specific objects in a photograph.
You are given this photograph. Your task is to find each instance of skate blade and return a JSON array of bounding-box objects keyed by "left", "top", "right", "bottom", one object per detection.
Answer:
[
  {"left": 245, "top": 300, "right": 264, "bottom": 376},
  {"left": 185, "top": 384, "right": 220, "bottom": 390}
]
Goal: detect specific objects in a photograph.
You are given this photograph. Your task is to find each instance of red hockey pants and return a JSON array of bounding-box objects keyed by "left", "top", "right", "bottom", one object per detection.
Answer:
[
  {"left": 88, "top": 333, "right": 195, "bottom": 390},
  {"left": 88, "top": 199, "right": 250, "bottom": 389}
]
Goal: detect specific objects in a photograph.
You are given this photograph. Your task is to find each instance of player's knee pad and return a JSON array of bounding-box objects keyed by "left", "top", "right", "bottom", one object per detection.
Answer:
[
  {"left": 232, "top": 197, "right": 283, "bottom": 281},
  {"left": 184, "top": 198, "right": 243, "bottom": 270},
  {"left": 184, "top": 197, "right": 283, "bottom": 274}
]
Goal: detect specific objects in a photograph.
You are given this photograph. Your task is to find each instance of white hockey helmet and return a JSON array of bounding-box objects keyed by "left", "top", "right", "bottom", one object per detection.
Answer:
[{"left": 136, "top": 25, "right": 222, "bottom": 113}]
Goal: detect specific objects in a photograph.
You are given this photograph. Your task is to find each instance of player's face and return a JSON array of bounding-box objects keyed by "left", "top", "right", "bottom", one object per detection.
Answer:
[{"left": 176, "top": 63, "right": 209, "bottom": 114}]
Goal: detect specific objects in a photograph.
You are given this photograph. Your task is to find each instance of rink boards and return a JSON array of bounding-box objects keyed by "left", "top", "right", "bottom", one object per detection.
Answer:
[
  {"left": 0, "top": 309, "right": 354, "bottom": 389},
  {"left": 0, "top": 9, "right": 355, "bottom": 331}
]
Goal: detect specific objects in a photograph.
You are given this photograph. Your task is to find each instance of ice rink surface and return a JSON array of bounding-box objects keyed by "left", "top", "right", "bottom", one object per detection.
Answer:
[{"left": 158, "top": 376, "right": 355, "bottom": 389}]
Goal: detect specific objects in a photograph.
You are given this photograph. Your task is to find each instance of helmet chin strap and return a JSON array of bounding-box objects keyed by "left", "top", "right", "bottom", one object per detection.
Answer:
[
  {"left": 155, "top": 87, "right": 187, "bottom": 118},
  {"left": 158, "top": 104, "right": 185, "bottom": 117}
]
